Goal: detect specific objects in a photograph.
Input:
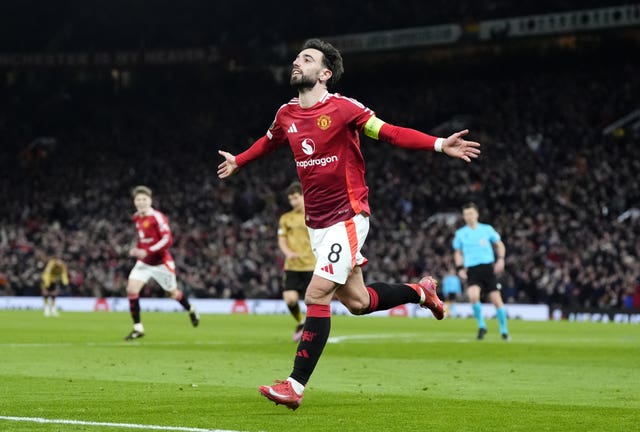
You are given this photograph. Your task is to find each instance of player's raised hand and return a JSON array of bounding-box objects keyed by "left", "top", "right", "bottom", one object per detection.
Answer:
[
  {"left": 217, "top": 150, "right": 239, "bottom": 178},
  {"left": 442, "top": 129, "right": 481, "bottom": 162}
]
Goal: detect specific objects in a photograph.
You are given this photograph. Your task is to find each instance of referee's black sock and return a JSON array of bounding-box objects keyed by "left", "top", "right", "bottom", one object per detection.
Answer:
[{"left": 366, "top": 282, "right": 421, "bottom": 312}]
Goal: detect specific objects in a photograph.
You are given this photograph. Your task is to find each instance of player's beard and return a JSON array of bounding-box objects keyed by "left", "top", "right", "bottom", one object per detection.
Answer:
[{"left": 290, "top": 72, "right": 317, "bottom": 91}]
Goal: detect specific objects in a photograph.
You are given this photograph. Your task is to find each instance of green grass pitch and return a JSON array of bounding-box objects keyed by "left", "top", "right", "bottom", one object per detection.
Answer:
[{"left": 0, "top": 310, "right": 637, "bottom": 432}]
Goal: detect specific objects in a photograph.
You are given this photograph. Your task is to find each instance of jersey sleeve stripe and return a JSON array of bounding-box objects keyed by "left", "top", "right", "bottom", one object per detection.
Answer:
[{"left": 149, "top": 234, "right": 170, "bottom": 252}]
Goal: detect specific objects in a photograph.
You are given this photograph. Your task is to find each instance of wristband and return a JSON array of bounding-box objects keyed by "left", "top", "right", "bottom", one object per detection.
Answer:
[
  {"left": 497, "top": 256, "right": 505, "bottom": 260},
  {"left": 456, "top": 265, "right": 464, "bottom": 271},
  {"left": 434, "top": 138, "right": 444, "bottom": 152}
]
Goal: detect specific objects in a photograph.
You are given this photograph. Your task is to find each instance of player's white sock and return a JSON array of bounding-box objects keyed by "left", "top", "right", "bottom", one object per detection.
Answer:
[
  {"left": 133, "top": 323, "right": 144, "bottom": 333},
  {"left": 286, "top": 377, "right": 305, "bottom": 395}
]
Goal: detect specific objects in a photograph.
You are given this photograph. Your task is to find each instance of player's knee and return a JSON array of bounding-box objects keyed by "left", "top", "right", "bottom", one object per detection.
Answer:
[
  {"left": 285, "top": 299, "right": 297, "bottom": 308},
  {"left": 126, "top": 285, "right": 141, "bottom": 296},
  {"left": 282, "top": 291, "right": 298, "bottom": 306},
  {"left": 490, "top": 293, "right": 504, "bottom": 307},
  {"left": 303, "top": 295, "right": 318, "bottom": 306},
  {"left": 349, "top": 306, "right": 368, "bottom": 315},
  {"left": 343, "top": 298, "right": 369, "bottom": 315},
  {"left": 304, "top": 288, "right": 332, "bottom": 305},
  {"left": 127, "top": 279, "right": 145, "bottom": 295}
]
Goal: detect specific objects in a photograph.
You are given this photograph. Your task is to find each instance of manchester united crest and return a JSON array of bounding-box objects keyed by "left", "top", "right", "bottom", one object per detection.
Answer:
[{"left": 317, "top": 115, "right": 332, "bottom": 130}]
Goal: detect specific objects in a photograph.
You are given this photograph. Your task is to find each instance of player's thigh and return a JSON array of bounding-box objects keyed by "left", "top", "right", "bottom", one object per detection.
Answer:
[
  {"left": 309, "top": 213, "right": 369, "bottom": 286},
  {"left": 43, "top": 288, "right": 59, "bottom": 297},
  {"left": 304, "top": 274, "right": 338, "bottom": 305},
  {"left": 152, "top": 262, "right": 178, "bottom": 293},
  {"left": 488, "top": 290, "right": 504, "bottom": 308},
  {"left": 129, "top": 261, "right": 177, "bottom": 294},
  {"left": 334, "top": 266, "right": 369, "bottom": 314},
  {"left": 128, "top": 261, "right": 151, "bottom": 294},
  {"left": 466, "top": 264, "right": 493, "bottom": 302},
  {"left": 127, "top": 278, "right": 146, "bottom": 295},
  {"left": 466, "top": 284, "right": 481, "bottom": 302}
]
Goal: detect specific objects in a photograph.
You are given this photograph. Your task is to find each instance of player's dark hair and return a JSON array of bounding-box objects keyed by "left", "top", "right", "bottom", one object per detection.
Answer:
[
  {"left": 131, "top": 185, "right": 152, "bottom": 198},
  {"left": 302, "top": 38, "right": 344, "bottom": 87},
  {"left": 462, "top": 202, "right": 478, "bottom": 211},
  {"left": 286, "top": 181, "right": 303, "bottom": 196}
]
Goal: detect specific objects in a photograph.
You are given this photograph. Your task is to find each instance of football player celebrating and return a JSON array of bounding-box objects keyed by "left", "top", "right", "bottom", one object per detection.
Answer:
[{"left": 218, "top": 39, "right": 480, "bottom": 409}]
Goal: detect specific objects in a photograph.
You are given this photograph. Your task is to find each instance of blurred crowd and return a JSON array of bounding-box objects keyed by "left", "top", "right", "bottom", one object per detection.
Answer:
[
  {"left": 1, "top": 42, "right": 639, "bottom": 312},
  {"left": 1, "top": 1, "right": 618, "bottom": 52}
]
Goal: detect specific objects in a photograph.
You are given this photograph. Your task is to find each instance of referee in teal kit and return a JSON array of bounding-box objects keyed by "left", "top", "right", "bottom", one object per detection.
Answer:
[{"left": 453, "top": 202, "right": 510, "bottom": 341}]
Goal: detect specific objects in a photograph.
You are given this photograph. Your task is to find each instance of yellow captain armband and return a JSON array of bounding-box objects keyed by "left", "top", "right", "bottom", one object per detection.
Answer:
[{"left": 363, "top": 116, "right": 386, "bottom": 140}]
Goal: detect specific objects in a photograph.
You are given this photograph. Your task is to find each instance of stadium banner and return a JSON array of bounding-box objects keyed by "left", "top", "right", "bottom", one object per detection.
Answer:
[
  {"left": 479, "top": 4, "right": 640, "bottom": 41},
  {"left": 0, "top": 46, "right": 220, "bottom": 68},
  {"left": 323, "top": 24, "right": 462, "bottom": 53},
  {"left": 0, "top": 296, "right": 549, "bottom": 321},
  {"left": 552, "top": 307, "right": 640, "bottom": 324}
]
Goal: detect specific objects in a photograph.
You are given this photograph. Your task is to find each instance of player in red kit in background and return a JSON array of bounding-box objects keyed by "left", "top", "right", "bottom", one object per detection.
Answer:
[
  {"left": 217, "top": 39, "right": 481, "bottom": 409},
  {"left": 124, "top": 185, "right": 199, "bottom": 340}
]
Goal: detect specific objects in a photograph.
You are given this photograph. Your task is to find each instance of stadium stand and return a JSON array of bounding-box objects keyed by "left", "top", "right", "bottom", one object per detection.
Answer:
[{"left": 1, "top": 2, "right": 638, "bottom": 314}]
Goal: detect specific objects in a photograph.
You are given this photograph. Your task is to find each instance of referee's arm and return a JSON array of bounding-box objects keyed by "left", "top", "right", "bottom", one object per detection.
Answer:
[
  {"left": 454, "top": 249, "right": 466, "bottom": 279},
  {"left": 493, "top": 240, "right": 506, "bottom": 274}
]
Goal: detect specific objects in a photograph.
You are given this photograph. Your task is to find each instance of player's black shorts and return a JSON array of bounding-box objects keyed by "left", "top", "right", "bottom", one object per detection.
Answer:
[
  {"left": 282, "top": 270, "right": 313, "bottom": 294},
  {"left": 41, "top": 281, "right": 61, "bottom": 295},
  {"left": 466, "top": 263, "right": 500, "bottom": 292}
]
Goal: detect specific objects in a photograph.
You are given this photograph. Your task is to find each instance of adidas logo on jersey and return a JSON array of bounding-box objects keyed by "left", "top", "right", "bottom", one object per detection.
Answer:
[
  {"left": 288, "top": 123, "right": 298, "bottom": 133},
  {"left": 320, "top": 263, "right": 334, "bottom": 275}
]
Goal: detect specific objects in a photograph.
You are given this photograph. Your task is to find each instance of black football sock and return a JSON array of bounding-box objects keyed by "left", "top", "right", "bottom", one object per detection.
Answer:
[
  {"left": 290, "top": 304, "right": 331, "bottom": 386},
  {"left": 175, "top": 290, "right": 192, "bottom": 311},
  {"left": 128, "top": 295, "right": 141, "bottom": 324},
  {"left": 366, "top": 282, "right": 421, "bottom": 312},
  {"left": 287, "top": 302, "right": 303, "bottom": 322}
]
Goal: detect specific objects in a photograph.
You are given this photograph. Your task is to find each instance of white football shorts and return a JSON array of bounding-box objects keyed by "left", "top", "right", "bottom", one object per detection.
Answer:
[
  {"left": 128, "top": 260, "right": 177, "bottom": 291},
  {"left": 309, "top": 213, "right": 369, "bottom": 285}
]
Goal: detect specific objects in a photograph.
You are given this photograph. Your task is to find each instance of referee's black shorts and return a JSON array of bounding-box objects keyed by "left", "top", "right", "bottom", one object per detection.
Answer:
[
  {"left": 466, "top": 263, "right": 500, "bottom": 293},
  {"left": 281, "top": 270, "right": 313, "bottom": 295}
]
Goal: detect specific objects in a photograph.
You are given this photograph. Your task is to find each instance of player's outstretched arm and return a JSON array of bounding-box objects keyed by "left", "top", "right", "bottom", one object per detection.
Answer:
[
  {"left": 365, "top": 117, "right": 480, "bottom": 162},
  {"left": 441, "top": 129, "right": 481, "bottom": 162},
  {"left": 217, "top": 150, "right": 239, "bottom": 179}
]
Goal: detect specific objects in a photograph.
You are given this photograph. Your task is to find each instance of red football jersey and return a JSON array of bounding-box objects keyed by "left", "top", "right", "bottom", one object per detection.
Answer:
[
  {"left": 266, "top": 92, "right": 374, "bottom": 229},
  {"left": 132, "top": 208, "right": 174, "bottom": 266}
]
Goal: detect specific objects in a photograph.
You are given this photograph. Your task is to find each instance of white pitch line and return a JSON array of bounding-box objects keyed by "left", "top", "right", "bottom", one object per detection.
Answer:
[
  {"left": 327, "top": 333, "right": 420, "bottom": 343},
  {"left": 0, "top": 341, "right": 227, "bottom": 348},
  {"left": 0, "top": 415, "right": 256, "bottom": 432},
  {"left": 0, "top": 342, "right": 76, "bottom": 348}
]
